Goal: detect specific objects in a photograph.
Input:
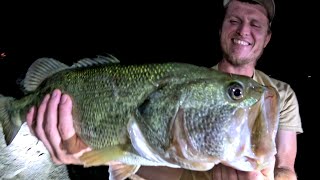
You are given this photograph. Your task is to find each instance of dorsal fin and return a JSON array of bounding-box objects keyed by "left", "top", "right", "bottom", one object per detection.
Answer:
[
  {"left": 71, "top": 54, "right": 120, "bottom": 68},
  {"left": 23, "top": 57, "right": 69, "bottom": 92}
]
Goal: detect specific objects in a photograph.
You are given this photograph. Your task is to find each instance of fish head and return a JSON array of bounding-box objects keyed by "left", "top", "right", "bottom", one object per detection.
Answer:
[
  {"left": 218, "top": 83, "right": 280, "bottom": 171},
  {"left": 169, "top": 73, "right": 280, "bottom": 171}
]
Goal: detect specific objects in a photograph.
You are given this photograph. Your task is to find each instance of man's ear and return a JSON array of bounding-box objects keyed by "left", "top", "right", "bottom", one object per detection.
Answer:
[{"left": 264, "top": 32, "right": 272, "bottom": 48}]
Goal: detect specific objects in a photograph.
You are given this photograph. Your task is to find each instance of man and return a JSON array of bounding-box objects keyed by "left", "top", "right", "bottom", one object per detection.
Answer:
[{"left": 26, "top": 0, "right": 303, "bottom": 179}]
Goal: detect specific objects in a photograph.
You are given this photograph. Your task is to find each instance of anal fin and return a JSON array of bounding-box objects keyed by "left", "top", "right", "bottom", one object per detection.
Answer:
[
  {"left": 109, "top": 163, "right": 140, "bottom": 180},
  {"left": 79, "top": 145, "right": 127, "bottom": 167}
]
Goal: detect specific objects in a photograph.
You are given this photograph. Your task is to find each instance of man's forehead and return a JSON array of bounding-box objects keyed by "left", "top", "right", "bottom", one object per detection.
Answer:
[
  {"left": 223, "top": 0, "right": 275, "bottom": 23},
  {"left": 226, "top": 1, "right": 269, "bottom": 19}
]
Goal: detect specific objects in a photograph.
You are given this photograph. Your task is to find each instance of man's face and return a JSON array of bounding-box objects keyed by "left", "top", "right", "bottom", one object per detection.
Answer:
[{"left": 220, "top": 0, "right": 271, "bottom": 66}]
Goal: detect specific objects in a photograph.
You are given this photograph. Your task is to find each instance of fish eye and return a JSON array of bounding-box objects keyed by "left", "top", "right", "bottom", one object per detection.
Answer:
[{"left": 228, "top": 82, "right": 244, "bottom": 100}]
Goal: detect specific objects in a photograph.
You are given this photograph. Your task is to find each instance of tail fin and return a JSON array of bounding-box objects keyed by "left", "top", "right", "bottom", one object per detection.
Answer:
[{"left": 0, "top": 95, "right": 22, "bottom": 145}]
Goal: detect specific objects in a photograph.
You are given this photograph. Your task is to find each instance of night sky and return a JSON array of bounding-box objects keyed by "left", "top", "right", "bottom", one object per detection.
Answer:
[{"left": 0, "top": 1, "right": 314, "bottom": 179}]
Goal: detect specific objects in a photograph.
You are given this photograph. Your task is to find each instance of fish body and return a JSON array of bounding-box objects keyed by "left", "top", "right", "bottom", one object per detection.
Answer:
[{"left": 0, "top": 55, "right": 280, "bottom": 180}]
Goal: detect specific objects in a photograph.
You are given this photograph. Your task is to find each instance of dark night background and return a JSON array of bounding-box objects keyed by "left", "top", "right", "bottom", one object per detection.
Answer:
[{"left": 0, "top": 1, "right": 314, "bottom": 179}]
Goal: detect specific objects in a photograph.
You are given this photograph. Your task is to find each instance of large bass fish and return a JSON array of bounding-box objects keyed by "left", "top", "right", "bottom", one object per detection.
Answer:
[{"left": 0, "top": 55, "right": 279, "bottom": 180}]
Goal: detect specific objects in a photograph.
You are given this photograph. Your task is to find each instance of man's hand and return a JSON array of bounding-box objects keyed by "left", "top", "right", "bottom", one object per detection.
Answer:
[
  {"left": 212, "top": 158, "right": 275, "bottom": 180},
  {"left": 26, "top": 89, "right": 91, "bottom": 165}
]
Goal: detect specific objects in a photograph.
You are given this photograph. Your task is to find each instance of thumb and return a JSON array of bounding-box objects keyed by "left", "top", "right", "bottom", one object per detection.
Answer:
[
  {"left": 61, "top": 134, "right": 89, "bottom": 154},
  {"left": 58, "top": 94, "right": 88, "bottom": 154}
]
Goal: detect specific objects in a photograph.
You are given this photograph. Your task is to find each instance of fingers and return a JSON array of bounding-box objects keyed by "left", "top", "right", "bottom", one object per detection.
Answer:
[
  {"left": 58, "top": 94, "right": 76, "bottom": 140},
  {"left": 44, "top": 90, "right": 85, "bottom": 164},
  {"left": 35, "top": 94, "right": 62, "bottom": 164},
  {"left": 238, "top": 171, "right": 264, "bottom": 180},
  {"left": 45, "top": 89, "right": 66, "bottom": 163},
  {"left": 26, "top": 89, "right": 88, "bottom": 165},
  {"left": 26, "top": 96, "right": 61, "bottom": 164},
  {"left": 212, "top": 163, "right": 275, "bottom": 180},
  {"left": 212, "top": 164, "right": 222, "bottom": 180},
  {"left": 222, "top": 165, "right": 238, "bottom": 179},
  {"left": 212, "top": 164, "right": 238, "bottom": 180}
]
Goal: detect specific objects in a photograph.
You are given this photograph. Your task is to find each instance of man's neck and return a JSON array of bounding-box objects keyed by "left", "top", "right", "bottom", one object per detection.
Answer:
[{"left": 218, "top": 60, "right": 255, "bottom": 77}]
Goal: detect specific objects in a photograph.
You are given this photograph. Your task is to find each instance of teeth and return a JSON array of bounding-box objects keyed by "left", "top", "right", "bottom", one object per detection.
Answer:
[{"left": 233, "top": 39, "right": 250, "bottom": 46}]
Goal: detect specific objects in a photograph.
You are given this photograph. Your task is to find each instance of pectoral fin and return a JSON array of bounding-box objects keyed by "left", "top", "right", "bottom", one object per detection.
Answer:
[
  {"left": 109, "top": 163, "right": 140, "bottom": 180},
  {"left": 79, "top": 145, "right": 128, "bottom": 167}
]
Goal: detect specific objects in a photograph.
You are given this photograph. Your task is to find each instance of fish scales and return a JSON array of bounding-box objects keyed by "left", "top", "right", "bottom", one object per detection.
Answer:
[{"left": 9, "top": 62, "right": 213, "bottom": 149}]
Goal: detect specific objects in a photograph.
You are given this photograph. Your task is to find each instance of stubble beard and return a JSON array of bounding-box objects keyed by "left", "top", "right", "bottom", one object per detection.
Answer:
[{"left": 223, "top": 49, "right": 264, "bottom": 67}]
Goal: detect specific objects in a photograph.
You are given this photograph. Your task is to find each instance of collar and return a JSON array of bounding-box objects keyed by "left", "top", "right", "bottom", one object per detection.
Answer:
[{"left": 211, "top": 64, "right": 257, "bottom": 80}]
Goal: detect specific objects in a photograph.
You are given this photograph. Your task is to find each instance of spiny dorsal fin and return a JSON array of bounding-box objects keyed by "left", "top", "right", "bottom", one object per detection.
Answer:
[
  {"left": 71, "top": 54, "right": 120, "bottom": 68},
  {"left": 23, "top": 58, "right": 69, "bottom": 92}
]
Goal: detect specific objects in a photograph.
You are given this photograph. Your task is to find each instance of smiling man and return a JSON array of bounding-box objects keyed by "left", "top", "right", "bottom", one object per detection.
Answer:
[
  {"left": 210, "top": 0, "right": 303, "bottom": 179},
  {"left": 218, "top": 0, "right": 273, "bottom": 76},
  {"left": 25, "top": 0, "right": 303, "bottom": 180}
]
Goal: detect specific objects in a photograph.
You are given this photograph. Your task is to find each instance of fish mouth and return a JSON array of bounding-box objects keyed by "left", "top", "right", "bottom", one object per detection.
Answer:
[
  {"left": 223, "top": 86, "right": 280, "bottom": 171},
  {"left": 252, "top": 86, "right": 280, "bottom": 166}
]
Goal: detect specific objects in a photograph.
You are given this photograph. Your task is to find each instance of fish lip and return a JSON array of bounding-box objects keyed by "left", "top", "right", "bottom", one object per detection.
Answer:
[
  {"left": 249, "top": 81, "right": 265, "bottom": 95},
  {"left": 248, "top": 86, "right": 279, "bottom": 170},
  {"left": 262, "top": 86, "right": 280, "bottom": 137}
]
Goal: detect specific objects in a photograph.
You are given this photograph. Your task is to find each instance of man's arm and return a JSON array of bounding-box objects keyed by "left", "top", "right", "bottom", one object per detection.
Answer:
[{"left": 274, "top": 130, "right": 298, "bottom": 180}]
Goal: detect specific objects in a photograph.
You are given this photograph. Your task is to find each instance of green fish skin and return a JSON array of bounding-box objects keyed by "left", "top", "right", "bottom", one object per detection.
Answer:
[{"left": 0, "top": 55, "right": 280, "bottom": 180}]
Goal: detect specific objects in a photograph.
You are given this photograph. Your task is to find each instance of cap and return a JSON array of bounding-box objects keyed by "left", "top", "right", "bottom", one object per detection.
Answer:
[{"left": 223, "top": 0, "right": 275, "bottom": 22}]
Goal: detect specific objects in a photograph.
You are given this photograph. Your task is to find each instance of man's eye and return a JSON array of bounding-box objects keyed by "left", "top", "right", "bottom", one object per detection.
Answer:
[
  {"left": 230, "top": 20, "right": 239, "bottom": 24},
  {"left": 252, "top": 24, "right": 261, "bottom": 28}
]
